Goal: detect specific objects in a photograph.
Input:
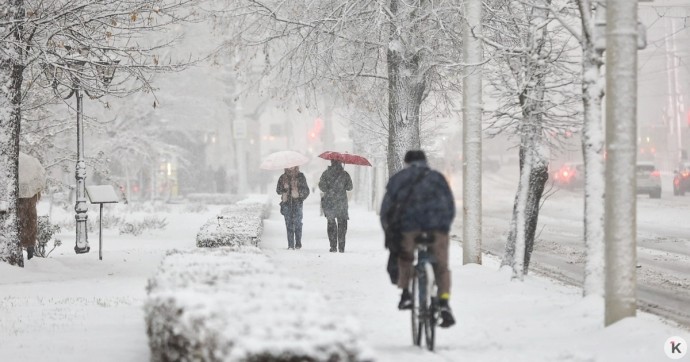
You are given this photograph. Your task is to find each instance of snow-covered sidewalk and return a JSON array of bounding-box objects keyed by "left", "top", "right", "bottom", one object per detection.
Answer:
[
  {"left": 0, "top": 204, "right": 223, "bottom": 361},
  {"left": 262, "top": 197, "right": 690, "bottom": 362}
]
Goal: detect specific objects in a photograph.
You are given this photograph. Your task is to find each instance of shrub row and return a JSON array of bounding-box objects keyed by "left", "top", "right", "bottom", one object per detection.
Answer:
[
  {"left": 195, "top": 197, "right": 270, "bottom": 248},
  {"left": 145, "top": 247, "right": 372, "bottom": 362}
]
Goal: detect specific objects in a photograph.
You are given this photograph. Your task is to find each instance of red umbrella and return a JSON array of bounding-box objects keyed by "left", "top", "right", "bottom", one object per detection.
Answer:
[{"left": 318, "top": 151, "right": 372, "bottom": 166}]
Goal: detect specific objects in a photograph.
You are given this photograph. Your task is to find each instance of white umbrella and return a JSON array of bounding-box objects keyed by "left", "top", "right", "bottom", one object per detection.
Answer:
[
  {"left": 260, "top": 151, "right": 309, "bottom": 170},
  {"left": 19, "top": 152, "right": 46, "bottom": 198}
]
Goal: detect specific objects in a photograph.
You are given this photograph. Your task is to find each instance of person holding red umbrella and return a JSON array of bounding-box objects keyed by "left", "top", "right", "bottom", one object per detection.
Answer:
[{"left": 318, "top": 160, "right": 353, "bottom": 252}]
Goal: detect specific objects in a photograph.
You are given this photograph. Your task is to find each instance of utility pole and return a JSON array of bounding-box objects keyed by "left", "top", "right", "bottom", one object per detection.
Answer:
[
  {"left": 462, "top": 0, "right": 483, "bottom": 265},
  {"left": 670, "top": 18, "right": 685, "bottom": 164},
  {"left": 604, "top": 0, "right": 639, "bottom": 326}
]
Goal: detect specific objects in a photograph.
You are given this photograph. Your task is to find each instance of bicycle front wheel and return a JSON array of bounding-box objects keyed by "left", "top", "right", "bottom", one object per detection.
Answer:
[{"left": 410, "top": 270, "right": 422, "bottom": 346}]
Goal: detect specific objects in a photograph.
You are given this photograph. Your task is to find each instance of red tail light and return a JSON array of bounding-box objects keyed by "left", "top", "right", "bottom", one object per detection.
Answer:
[
  {"left": 562, "top": 171, "right": 569, "bottom": 178},
  {"left": 651, "top": 170, "right": 660, "bottom": 178}
]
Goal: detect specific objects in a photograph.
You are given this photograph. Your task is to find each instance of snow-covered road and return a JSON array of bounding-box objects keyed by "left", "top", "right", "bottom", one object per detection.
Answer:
[{"left": 469, "top": 170, "right": 690, "bottom": 327}]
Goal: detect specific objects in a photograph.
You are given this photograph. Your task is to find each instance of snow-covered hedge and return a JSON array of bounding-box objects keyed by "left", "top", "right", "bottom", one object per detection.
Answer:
[
  {"left": 237, "top": 194, "right": 273, "bottom": 219},
  {"left": 145, "top": 247, "right": 372, "bottom": 362},
  {"left": 195, "top": 196, "right": 271, "bottom": 248}
]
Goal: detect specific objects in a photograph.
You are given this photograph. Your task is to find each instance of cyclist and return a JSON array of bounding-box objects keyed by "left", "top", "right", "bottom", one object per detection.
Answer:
[{"left": 380, "top": 150, "right": 456, "bottom": 328}]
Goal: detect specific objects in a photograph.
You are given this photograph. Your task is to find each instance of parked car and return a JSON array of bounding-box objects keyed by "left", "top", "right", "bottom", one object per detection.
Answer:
[
  {"left": 552, "top": 162, "right": 584, "bottom": 189},
  {"left": 672, "top": 161, "right": 690, "bottom": 196},
  {"left": 636, "top": 162, "right": 661, "bottom": 199}
]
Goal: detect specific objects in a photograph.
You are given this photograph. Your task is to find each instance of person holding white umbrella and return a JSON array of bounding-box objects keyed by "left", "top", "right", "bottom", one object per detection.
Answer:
[
  {"left": 261, "top": 151, "right": 311, "bottom": 250},
  {"left": 276, "top": 166, "right": 310, "bottom": 250}
]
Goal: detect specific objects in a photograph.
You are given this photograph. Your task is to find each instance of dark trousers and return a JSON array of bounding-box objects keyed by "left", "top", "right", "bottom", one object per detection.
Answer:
[
  {"left": 283, "top": 204, "right": 303, "bottom": 248},
  {"left": 326, "top": 217, "right": 347, "bottom": 251}
]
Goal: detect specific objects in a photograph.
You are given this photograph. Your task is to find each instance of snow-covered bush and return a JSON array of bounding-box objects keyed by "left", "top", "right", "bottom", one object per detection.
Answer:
[
  {"left": 183, "top": 203, "right": 209, "bottom": 213},
  {"left": 35, "top": 216, "right": 62, "bottom": 258},
  {"left": 196, "top": 197, "right": 271, "bottom": 248},
  {"left": 145, "top": 247, "right": 372, "bottom": 362},
  {"left": 119, "top": 216, "right": 168, "bottom": 236},
  {"left": 186, "top": 193, "right": 243, "bottom": 205},
  {"left": 237, "top": 194, "right": 273, "bottom": 219},
  {"left": 125, "top": 202, "right": 172, "bottom": 214}
]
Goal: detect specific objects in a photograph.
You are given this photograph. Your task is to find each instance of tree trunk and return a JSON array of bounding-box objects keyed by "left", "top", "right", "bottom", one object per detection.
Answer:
[
  {"left": 0, "top": 0, "right": 25, "bottom": 267},
  {"left": 462, "top": 0, "right": 483, "bottom": 265},
  {"left": 523, "top": 150, "right": 549, "bottom": 274},
  {"left": 578, "top": 0, "right": 606, "bottom": 298},
  {"left": 502, "top": 141, "right": 549, "bottom": 278},
  {"left": 386, "top": 0, "right": 425, "bottom": 176}
]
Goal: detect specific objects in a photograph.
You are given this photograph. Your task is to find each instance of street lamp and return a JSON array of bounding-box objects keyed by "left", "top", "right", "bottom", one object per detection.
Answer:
[{"left": 43, "top": 47, "right": 119, "bottom": 254}]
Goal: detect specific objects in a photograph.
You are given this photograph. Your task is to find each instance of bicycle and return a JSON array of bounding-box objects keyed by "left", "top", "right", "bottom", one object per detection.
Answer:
[{"left": 410, "top": 233, "right": 438, "bottom": 351}]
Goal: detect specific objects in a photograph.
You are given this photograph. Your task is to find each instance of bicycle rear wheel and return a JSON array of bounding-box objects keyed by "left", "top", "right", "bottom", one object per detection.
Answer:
[
  {"left": 424, "top": 264, "right": 436, "bottom": 351},
  {"left": 410, "top": 270, "right": 422, "bottom": 346}
]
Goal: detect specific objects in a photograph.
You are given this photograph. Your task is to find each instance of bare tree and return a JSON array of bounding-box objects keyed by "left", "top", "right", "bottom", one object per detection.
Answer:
[
  {"left": 574, "top": 0, "right": 606, "bottom": 297},
  {"left": 541, "top": 0, "right": 607, "bottom": 297},
  {"left": 220, "top": 0, "right": 464, "bottom": 175},
  {"left": 483, "top": 0, "right": 581, "bottom": 279}
]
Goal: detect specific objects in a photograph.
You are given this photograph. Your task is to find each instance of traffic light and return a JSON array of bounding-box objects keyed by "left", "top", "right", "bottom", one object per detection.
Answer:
[{"left": 308, "top": 117, "right": 324, "bottom": 141}]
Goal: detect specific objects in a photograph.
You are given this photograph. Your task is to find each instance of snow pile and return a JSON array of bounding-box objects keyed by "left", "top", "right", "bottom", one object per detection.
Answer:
[
  {"left": 196, "top": 196, "right": 271, "bottom": 248},
  {"left": 145, "top": 247, "right": 372, "bottom": 362}
]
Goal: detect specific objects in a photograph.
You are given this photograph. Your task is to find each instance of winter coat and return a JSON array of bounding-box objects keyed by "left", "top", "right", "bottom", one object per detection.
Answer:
[
  {"left": 318, "top": 164, "right": 353, "bottom": 219},
  {"left": 276, "top": 171, "right": 310, "bottom": 214},
  {"left": 380, "top": 161, "right": 455, "bottom": 233}
]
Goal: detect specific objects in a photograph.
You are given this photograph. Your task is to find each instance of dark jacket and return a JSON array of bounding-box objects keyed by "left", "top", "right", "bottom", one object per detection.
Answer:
[
  {"left": 380, "top": 161, "right": 455, "bottom": 233},
  {"left": 318, "top": 164, "right": 353, "bottom": 219},
  {"left": 276, "top": 171, "right": 310, "bottom": 205}
]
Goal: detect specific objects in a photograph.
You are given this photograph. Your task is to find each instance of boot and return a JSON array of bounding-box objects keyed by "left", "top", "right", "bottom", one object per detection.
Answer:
[
  {"left": 438, "top": 299, "right": 455, "bottom": 328},
  {"left": 398, "top": 289, "right": 412, "bottom": 310}
]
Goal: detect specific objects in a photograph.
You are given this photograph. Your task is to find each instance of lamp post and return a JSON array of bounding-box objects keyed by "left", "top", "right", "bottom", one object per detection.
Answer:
[{"left": 44, "top": 47, "right": 118, "bottom": 254}]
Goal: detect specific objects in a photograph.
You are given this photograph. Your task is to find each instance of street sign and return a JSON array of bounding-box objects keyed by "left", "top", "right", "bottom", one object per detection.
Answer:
[
  {"left": 595, "top": 21, "right": 649, "bottom": 51},
  {"left": 86, "top": 185, "right": 119, "bottom": 203},
  {"left": 86, "top": 185, "right": 119, "bottom": 260}
]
